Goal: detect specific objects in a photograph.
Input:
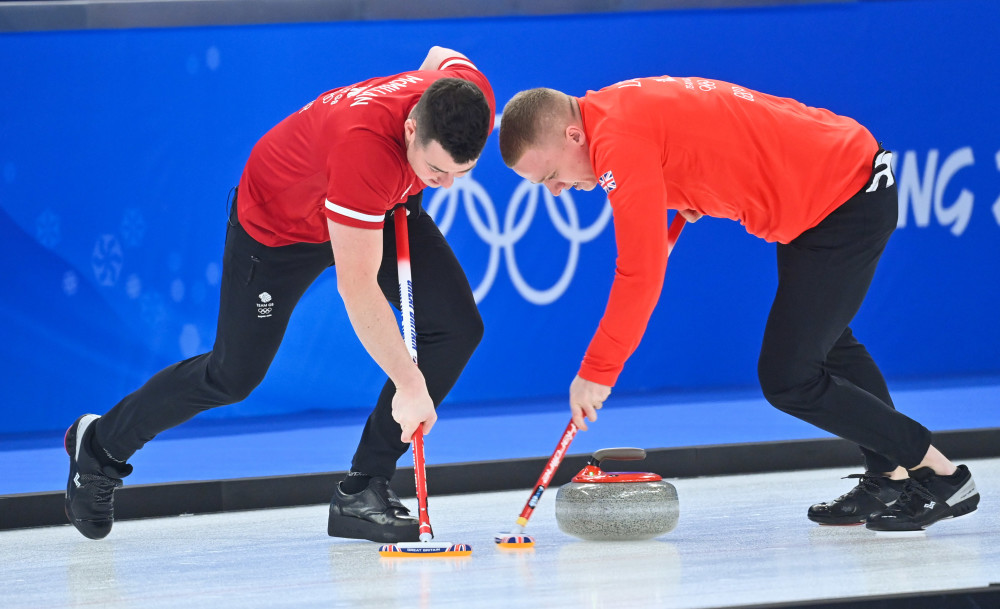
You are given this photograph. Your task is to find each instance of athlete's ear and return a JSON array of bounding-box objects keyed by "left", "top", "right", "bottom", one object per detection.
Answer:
[
  {"left": 404, "top": 118, "right": 417, "bottom": 145},
  {"left": 567, "top": 125, "right": 585, "bottom": 146}
]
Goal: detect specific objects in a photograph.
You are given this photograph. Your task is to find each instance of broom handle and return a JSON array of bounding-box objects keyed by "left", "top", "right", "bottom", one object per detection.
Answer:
[
  {"left": 394, "top": 209, "right": 433, "bottom": 542},
  {"left": 666, "top": 212, "right": 686, "bottom": 256},
  {"left": 411, "top": 427, "right": 432, "bottom": 541},
  {"left": 395, "top": 208, "right": 418, "bottom": 365},
  {"left": 512, "top": 419, "right": 578, "bottom": 531}
]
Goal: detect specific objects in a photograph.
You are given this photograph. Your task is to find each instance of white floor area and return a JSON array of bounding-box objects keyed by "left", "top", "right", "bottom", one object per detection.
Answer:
[{"left": 3, "top": 459, "right": 998, "bottom": 609}]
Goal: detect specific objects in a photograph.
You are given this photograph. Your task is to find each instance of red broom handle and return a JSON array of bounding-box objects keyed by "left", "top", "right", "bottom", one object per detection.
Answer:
[{"left": 395, "top": 209, "right": 433, "bottom": 541}]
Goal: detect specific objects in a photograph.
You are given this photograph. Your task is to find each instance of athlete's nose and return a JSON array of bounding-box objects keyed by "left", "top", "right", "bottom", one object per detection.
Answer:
[{"left": 438, "top": 173, "right": 455, "bottom": 189}]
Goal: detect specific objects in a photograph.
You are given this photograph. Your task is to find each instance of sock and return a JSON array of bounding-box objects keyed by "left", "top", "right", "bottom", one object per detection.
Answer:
[
  {"left": 340, "top": 472, "right": 372, "bottom": 494},
  {"left": 88, "top": 429, "right": 132, "bottom": 476},
  {"left": 944, "top": 467, "right": 966, "bottom": 482}
]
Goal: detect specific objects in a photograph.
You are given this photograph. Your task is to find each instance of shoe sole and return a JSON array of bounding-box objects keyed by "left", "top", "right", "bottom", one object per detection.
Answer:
[
  {"left": 808, "top": 511, "right": 875, "bottom": 526},
  {"left": 328, "top": 510, "right": 419, "bottom": 543},
  {"left": 808, "top": 496, "right": 900, "bottom": 527},
  {"left": 867, "top": 494, "right": 980, "bottom": 533}
]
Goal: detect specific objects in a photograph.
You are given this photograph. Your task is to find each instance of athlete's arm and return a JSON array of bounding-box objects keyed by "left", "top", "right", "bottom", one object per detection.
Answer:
[
  {"left": 327, "top": 218, "right": 436, "bottom": 443},
  {"left": 577, "top": 138, "right": 672, "bottom": 390},
  {"left": 571, "top": 171, "right": 672, "bottom": 430},
  {"left": 419, "top": 46, "right": 470, "bottom": 70}
]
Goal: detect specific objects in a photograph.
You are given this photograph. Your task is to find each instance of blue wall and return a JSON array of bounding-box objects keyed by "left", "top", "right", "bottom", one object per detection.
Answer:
[{"left": 2, "top": 0, "right": 999, "bottom": 434}]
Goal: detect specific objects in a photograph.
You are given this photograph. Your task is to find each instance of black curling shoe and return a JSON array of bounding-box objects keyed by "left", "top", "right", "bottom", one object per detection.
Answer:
[
  {"left": 807, "top": 472, "right": 905, "bottom": 525},
  {"left": 64, "top": 414, "right": 133, "bottom": 540},
  {"left": 866, "top": 465, "right": 979, "bottom": 532},
  {"left": 328, "top": 477, "right": 420, "bottom": 543}
]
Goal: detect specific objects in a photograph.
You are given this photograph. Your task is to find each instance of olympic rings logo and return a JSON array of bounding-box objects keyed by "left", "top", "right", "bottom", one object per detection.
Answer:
[{"left": 426, "top": 173, "right": 613, "bottom": 305}]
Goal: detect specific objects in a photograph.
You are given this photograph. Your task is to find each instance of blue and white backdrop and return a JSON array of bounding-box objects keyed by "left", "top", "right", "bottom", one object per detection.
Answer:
[{"left": 2, "top": 0, "right": 998, "bottom": 434}]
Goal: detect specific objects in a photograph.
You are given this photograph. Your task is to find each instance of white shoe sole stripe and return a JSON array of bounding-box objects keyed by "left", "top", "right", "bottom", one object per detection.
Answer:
[
  {"left": 947, "top": 478, "right": 978, "bottom": 506},
  {"left": 75, "top": 415, "right": 99, "bottom": 461}
]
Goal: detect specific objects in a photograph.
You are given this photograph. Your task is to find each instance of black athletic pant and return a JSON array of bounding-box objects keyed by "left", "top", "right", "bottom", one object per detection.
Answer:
[
  {"left": 95, "top": 192, "right": 483, "bottom": 480},
  {"left": 757, "top": 149, "right": 932, "bottom": 472}
]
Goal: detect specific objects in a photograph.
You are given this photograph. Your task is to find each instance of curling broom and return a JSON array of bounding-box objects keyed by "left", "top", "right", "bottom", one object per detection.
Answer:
[{"left": 378, "top": 207, "right": 472, "bottom": 559}]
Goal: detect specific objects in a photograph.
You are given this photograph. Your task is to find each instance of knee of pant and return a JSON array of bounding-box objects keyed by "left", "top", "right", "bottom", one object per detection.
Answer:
[
  {"left": 757, "top": 352, "right": 811, "bottom": 408},
  {"left": 445, "top": 307, "right": 483, "bottom": 355},
  {"left": 466, "top": 312, "right": 484, "bottom": 350},
  {"left": 757, "top": 351, "right": 783, "bottom": 400},
  {"left": 206, "top": 362, "right": 265, "bottom": 404}
]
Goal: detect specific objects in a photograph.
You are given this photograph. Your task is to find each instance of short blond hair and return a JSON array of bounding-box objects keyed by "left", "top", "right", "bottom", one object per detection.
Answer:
[{"left": 498, "top": 88, "right": 572, "bottom": 167}]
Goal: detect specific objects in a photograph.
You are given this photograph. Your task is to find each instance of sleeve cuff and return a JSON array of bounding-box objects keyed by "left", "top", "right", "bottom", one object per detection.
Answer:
[
  {"left": 438, "top": 56, "right": 478, "bottom": 71},
  {"left": 324, "top": 200, "right": 386, "bottom": 229},
  {"left": 577, "top": 361, "right": 621, "bottom": 388}
]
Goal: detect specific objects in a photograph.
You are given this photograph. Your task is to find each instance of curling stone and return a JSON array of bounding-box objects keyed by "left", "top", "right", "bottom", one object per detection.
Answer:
[{"left": 555, "top": 447, "right": 679, "bottom": 541}]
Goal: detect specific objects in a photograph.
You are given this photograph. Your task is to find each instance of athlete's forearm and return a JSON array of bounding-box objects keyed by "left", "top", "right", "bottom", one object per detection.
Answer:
[
  {"left": 578, "top": 197, "right": 670, "bottom": 385},
  {"left": 338, "top": 278, "right": 427, "bottom": 395},
  {"left": 327, "top": 218, "right": 427, "bottom": 396}
]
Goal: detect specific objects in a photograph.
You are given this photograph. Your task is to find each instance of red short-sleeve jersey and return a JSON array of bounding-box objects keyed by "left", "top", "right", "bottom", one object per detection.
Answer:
[
  {"left": 237, "top": 58, "right": 495, "bottom": 246},
  {"left": 576, "top": 76, "right": 878, "bottom": 386}
]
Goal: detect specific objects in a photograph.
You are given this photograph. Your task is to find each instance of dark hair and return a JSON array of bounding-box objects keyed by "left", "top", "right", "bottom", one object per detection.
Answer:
[{"left": 412, "top": 78, "right": 491, "bottom": 164}]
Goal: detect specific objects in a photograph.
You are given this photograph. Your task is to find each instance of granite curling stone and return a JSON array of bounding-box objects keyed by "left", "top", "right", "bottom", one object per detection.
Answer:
[{"left": 555, "top": 447, "right": 679, "bottom": 541}]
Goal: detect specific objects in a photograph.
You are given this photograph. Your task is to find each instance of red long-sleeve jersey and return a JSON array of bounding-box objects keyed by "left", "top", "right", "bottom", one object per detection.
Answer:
[{"left": 576, "top": 76, "right": 878, "bottom": 386}]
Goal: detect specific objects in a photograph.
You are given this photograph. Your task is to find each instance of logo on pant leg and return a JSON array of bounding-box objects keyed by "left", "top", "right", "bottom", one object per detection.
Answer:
[
  {"left": 866, "top": 150, "right": 895, "bottom": 192},
  {"left": 257, "top": 292, "right": 274, "bottom": 318}
]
